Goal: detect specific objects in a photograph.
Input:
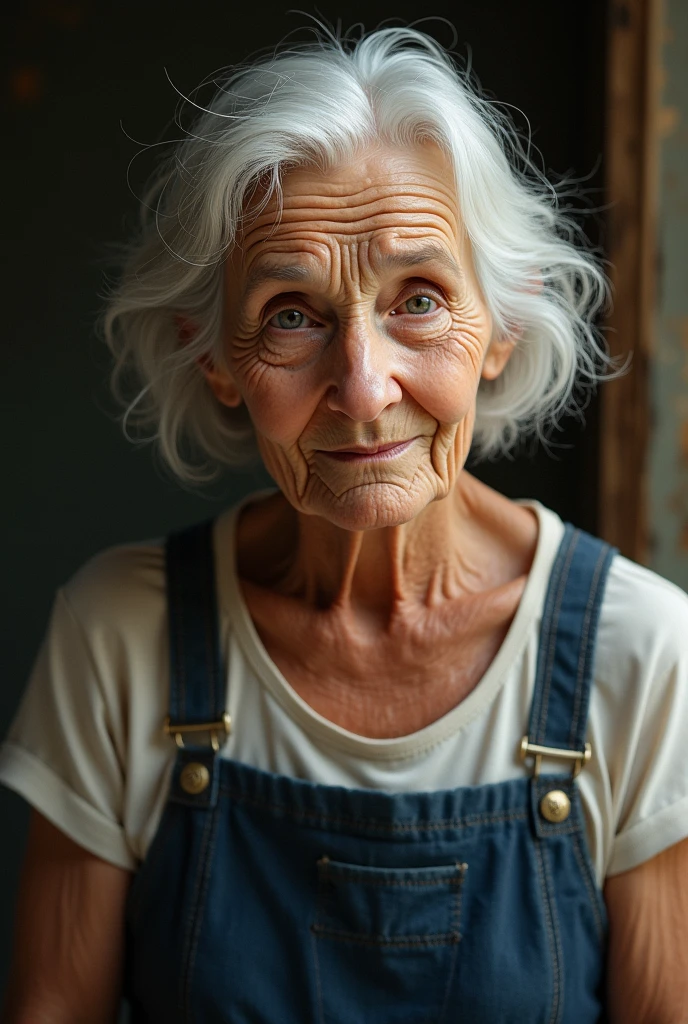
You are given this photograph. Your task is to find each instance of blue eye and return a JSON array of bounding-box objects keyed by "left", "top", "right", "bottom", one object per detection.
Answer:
[
  {"left": 272, "top": 309, "right": 305, "bottom": 330},
  {"left": 405, "top": 295, "right": 434, "bottom": 314}
]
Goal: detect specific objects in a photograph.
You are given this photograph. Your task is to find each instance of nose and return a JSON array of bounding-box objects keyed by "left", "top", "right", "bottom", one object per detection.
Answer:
[{"left": 325, "top": 320, "right": 403, "bottom": 422}]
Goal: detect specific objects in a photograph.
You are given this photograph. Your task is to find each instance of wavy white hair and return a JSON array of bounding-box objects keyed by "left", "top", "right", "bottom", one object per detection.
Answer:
[{"left": 103, "top": 22, "right": 618, "bottom": 483}]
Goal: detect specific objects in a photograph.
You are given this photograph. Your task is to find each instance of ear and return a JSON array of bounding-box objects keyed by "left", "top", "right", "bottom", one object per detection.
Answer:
[
  {"left": 203, "top": 363, "right": 244, "bottom": 409},
  {"left": 481, "top": 273, "right": 541, "bottom": 382},
  {"left": 481, "top": 334, "right": 517, "bottom": 381},
  {"left": 175, "top": 314, "right": 243, "bottom": 409}
]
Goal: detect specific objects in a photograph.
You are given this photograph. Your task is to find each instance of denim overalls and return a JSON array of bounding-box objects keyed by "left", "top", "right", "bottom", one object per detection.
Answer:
[{"left": 123, "top": 516, "right": 617, "bottom": 1023}]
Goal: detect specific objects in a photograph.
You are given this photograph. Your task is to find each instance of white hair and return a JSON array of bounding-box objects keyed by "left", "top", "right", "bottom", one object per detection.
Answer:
[{"left": 103, "top": 22, "right": 619, "bottom": 483}]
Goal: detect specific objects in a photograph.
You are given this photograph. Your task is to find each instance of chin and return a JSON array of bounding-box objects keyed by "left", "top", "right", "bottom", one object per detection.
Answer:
[{"left": 305, "top": 480, "right": 437, "bottom": 531}]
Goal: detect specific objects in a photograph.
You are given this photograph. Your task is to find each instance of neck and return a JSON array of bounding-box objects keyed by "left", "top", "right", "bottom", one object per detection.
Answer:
[{"left": 246, "top": 473, "right": 532, "bottom": 627}]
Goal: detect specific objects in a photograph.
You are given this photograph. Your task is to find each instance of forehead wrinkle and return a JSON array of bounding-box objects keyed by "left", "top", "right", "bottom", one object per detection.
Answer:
[
  {"left": 276, "top": 173, "right": 459, "bottom": 209},
  {"left": 244, "top": 182, "right": 461, "bottom": 235},
  {"left": 236, "top": 199, "right": 468, "bottom": 290},
  {"left": 241, "top": 202, "right": 464, "bottom": 265},
  {"left": 267, "top": 194, "right": 455, "bottom": 228},
  {"left": 236, "top": 237, "right": 466, "bottom": 307}
]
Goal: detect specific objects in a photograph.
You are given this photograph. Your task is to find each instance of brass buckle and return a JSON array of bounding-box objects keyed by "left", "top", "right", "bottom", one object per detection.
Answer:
[
  {"left": 164, "top": 712, "right": 232, "bottom": 753},
  {"left": 520, "top": 735, "right": 591, "bottom": 780}
]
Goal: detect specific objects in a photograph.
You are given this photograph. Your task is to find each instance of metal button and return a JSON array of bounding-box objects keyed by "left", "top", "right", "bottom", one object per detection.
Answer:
[
  {"left": 180, "top": 762, "right": 210, "bottom": 795},
  {"left": 539, "top": 789, "right": 571, "bottom": 823}
]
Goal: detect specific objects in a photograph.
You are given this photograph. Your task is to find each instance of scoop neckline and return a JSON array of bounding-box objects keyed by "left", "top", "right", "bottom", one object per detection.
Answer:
[{"left": 214, "top": 488, "right": 564, "bottom": 761}]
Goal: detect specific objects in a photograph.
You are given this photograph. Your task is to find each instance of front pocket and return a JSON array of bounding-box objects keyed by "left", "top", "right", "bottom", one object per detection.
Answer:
[
  {"left": 310, "top": 857, "right": 467, "bottom": 1024},
  {"left": 312, "top": 856, "right": 467, "bottom": 946}
]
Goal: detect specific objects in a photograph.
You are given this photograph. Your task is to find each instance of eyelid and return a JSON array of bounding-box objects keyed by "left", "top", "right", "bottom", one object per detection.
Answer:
[
  {"left": 264, "top": 297, "right": 324, "bottom": 328},
  {"left": 266, "top": 296, "right": 325, "bottom": 319},
  {"left": 392, "top": 285, "right": 445, "bottom": 312},
  {"left": 266, "top": 306, "right": 322, "bottom": 331}
]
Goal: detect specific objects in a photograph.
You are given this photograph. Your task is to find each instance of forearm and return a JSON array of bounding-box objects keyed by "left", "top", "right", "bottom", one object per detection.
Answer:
[
  {"left": 605, "top": 839, "right": 688, "bottom": 1023},
  {"left": 3, "top": 812, "right": 130, "bottom": 1024}
]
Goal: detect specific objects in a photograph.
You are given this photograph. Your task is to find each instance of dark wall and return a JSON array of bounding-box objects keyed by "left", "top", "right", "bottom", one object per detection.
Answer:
[{"left": 1, "top": 0, "right": 607, "bottom": 1004}]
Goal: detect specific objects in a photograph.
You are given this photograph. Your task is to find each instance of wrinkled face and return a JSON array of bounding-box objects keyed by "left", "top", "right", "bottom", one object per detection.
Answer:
[{"left": 208, "top": 143, "right": 513, "bottom": 530}]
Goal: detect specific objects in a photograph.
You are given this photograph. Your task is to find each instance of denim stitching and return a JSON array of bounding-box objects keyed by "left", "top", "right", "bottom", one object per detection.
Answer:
[
  {"left": 533, "top": 528, "right": 576, "bottom": 741},
  {"left": 571, "top": 831, "right": 605, "bottom": 943},
  {"left": 221, "top": 787, "right": 527, "bottom": 831},
  {"left": 311, "top": 862, "right": 465, "bottom": 950},
  {"left": 542, "top": 842, "right": 564, "bottom": 1024},
  {"left": 437, "top": 869, "right": 463, "bottom": 1024},
  {"left": 454, "top": 862, "right": 467, "bottom": 939},
  {"left": 569, "top": 545, "right": 608, "bottom": 748},
  {"left": 318, "top": 871, "right": 466, "bottom": 889},
  {"left": 535, "top": 531, "right": 579, "bottom": 744},
  {"left": 538, "top": 531, "right": 579, "bottom": 743},
  {"left": 534, "top": 841, "right": 561, "bottom": 1024},
  {"left": 531, "top": 550, "right": 560, "bottom": 743},
  {"left": 310, "top": 926, "right": 461, "bottom": 947},
  {"left": 180, "top": 802, "right": 220, "bottom": 1024}
]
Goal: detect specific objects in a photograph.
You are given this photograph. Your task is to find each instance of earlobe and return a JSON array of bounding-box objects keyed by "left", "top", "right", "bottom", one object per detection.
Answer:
[
  {"left": 481, "top": 335, "right": 517, "bottom": 381},
  {"left": 204, "top": 366, "right": 244, "bottom": 409}
]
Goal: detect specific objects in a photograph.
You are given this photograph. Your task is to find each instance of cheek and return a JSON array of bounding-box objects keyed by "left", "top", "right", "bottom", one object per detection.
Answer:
[
  {"left": 399, "top": 331, "right": 485, "bottom": 426},
  {"left": 237, "top": 357, "right": 322, "bottom": 445}
]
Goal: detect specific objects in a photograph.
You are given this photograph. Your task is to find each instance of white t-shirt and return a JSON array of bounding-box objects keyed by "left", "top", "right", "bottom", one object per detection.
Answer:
[{"left": 2, "top": 490, "right": 688, "bottom": 889}]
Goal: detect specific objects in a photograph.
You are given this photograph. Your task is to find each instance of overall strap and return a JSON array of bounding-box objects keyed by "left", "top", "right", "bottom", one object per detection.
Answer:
[
  {"left": 526, "top": 524, "right": 617, "bottom": 764},
  {"left": 164, "top": 519, "right": 230, "bottom": 755}
]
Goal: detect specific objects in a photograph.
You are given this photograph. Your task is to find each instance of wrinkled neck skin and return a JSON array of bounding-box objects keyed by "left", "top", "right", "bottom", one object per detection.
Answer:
[
  {"left": 238, "top": 471, "right": 535, "bottom": 634},
  {"left": 289, "top": 478, "right": 474, "bottom": 615}
]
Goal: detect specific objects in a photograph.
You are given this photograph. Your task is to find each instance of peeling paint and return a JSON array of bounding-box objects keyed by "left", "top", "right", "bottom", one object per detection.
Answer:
[{"left": 649, "top": 0, "right": 688, "bottom": 586}]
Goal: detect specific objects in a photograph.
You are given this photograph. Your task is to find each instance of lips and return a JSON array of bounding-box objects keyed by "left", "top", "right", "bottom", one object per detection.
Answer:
[
  {"left": 318, "top": 438, "right": 417, "bottom": 461},
  {"left": 330, "top": 441, "right": 408, "bottom": 454}
]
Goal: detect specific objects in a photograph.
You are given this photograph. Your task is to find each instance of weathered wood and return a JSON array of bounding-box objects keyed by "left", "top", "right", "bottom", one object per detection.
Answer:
[{"left": 601, "top": 0, "right": 661, "bottom": 561}]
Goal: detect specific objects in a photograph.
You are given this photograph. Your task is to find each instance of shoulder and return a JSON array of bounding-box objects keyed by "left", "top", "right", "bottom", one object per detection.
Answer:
[
  {"left": 60, "top": 537, "right": 168, "bottom": 646},
  {"left": 595, "top": 550, "right": 688, "bottom": 686}
]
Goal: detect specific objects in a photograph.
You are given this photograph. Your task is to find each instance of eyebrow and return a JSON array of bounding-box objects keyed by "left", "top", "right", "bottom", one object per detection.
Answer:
[
  {"left": 378, "top": 244, "right": 463, "bottom": 278},
  {"left": 241, "top": 261, "right": 312, "bottom": 301},
  {"left": 240, "top": 242, "right": 463, "bottom": 301}
]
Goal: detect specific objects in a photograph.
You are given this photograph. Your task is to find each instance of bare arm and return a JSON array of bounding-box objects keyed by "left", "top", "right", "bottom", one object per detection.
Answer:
[
  {"left": 1, "top": 810, "right": 132, "bottom": 1024},
  {"left": 605, "top": 836, "right": 688, "bottom": 1023}
]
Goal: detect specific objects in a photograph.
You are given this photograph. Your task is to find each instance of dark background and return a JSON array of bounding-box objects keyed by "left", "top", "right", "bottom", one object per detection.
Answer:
[{"left": 1, "top": 0, "right": 607, "bottom": 1008}]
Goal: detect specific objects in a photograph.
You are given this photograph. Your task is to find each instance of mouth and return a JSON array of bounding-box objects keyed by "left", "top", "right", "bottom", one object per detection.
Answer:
[{"left": 317, "top": 438, "right": 417, "bottom": 463}]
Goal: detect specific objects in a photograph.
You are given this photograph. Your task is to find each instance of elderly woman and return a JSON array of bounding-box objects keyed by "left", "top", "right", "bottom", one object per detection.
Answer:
[{"left": 2, "top": 24, "right": 688, "bottom": 1024}]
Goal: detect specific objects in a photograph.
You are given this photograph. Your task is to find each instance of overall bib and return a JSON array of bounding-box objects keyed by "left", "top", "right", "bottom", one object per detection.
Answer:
[{"left": 123, "top": 518, "right": 617, "bottom": 1023}]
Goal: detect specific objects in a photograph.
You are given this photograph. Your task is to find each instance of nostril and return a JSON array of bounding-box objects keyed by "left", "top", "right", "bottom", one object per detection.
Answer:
[{"left": 325, "top": 374, "right": 397, "bottom": 421}]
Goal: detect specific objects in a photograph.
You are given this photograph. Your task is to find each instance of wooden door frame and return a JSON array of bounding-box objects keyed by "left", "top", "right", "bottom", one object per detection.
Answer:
[{"left": 600, "top": 0, "right": 662, "bottom": 561}]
